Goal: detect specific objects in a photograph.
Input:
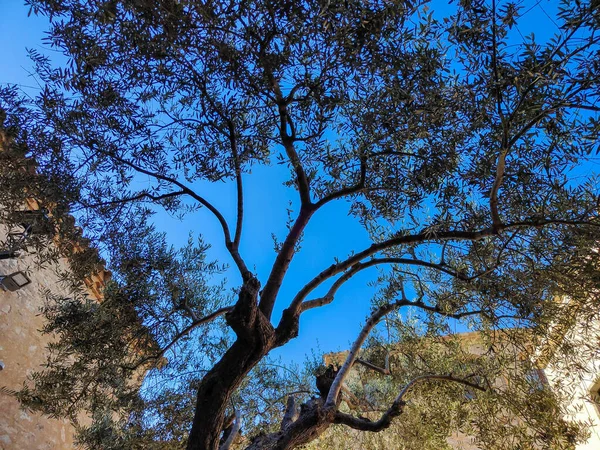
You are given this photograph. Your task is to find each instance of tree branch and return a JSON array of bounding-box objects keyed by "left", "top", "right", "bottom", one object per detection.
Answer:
[
  {"left": 490, "top": 146, "right": 508, "bottom": 231},
  {"left": 334, "top": 374, "right": 486, "bottom": 432},
  {"left": 300, "top": 257, "right": 469, "bottom": 313},
  {"left": 170, "top": 55, "right": 253, "bottom": 278},
  {"left": 410, "top": 301, "right": 484, "bottom": 320},
  {"left": 354, "top": 357, "right": 390, "bottom": 376},
  {"left": 285, "top": 217, "right": 599, "bottom": 322},
  {"left": 315, "top": 156, "right": 367, "bottom": 208},
  {"left": 287, "top": 228, "right": 498, "bottom": 320},
  {"left": 272, "top": 77, "right": 311, "bottom": 206},
  {"left": 489, "top": 0, "right": 509, "bottom": 232},
  {"left": 79, "top": 190, "right": 185, "bottom": 209},
  {"left": 259, "top": 204, "right": 316, "bottom": 319},
  {"left": 280, "top": 396, "right": 299, "bottom": 430},
  {"left": 94, "top": 148, "right": 251, "bottom": 280},
  {"left": 219, "top": 409, "right": 241, "bottom": 450},
  {"left": 253, "top": 71, "right": 320, "bottom": 319},
  {"left": 507, "top": 22, "right": 592, "bottom": 124},
  {"left": 225, "top": 118, "right": 244, "bottom": 250},
  {"left": 125, "top": 306, "right": 232, "bottom": 371},
  {"left": 488, "top": 20, "right": 600, "bottom": 233},
  {"left": 324, "top": 294, "right": 496, "bottom": 410},
  {"left": 325, "top": 299, "right": 413, "bottom": 408}
]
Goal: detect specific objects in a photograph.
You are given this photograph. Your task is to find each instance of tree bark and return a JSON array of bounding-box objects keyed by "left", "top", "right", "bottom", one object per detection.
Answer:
[
  {"left": 244, "top": 398, "right": 334, "bottom": 450},
  {"left": 184, "top": 276, "right": 347, "bottom": 450},
  {"left": 243, "top": 368, "right": 343, "bottom": 450},
  {"left": 186, "top": 278, "right": 276, "bottom": 450}
]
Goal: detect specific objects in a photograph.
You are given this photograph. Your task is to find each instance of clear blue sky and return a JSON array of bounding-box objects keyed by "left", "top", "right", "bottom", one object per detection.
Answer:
[
  {"left": 0, "top": 1, "right": 566, "bottom": 365},
  {"left": 0, "top": 1, "right": 383, "bottom": 365}
]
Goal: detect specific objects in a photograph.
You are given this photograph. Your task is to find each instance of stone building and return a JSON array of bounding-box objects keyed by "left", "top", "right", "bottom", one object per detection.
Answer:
[
  {"left": 543, "top": 323, "right": 600, "bottom": 450},
  {"left": 0, "top": 127, "right": 111, "bottom": 449},
  {"left": 323, "top": 327, "right": 600, "bottom": 449},
  {"left": 0, "top": 199, "right": 111, "bottom": 449}
]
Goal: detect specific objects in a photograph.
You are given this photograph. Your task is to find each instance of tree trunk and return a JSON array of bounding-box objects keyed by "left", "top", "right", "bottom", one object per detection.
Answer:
[
  {"left": 186, "top": 278, "right": 276, "bottom": 450},
  {"left": 185, "top": 278, "right": 332, "bottom": 450},
  {"left": 244, "top": 398, "right": 334, "bottom": 450}
]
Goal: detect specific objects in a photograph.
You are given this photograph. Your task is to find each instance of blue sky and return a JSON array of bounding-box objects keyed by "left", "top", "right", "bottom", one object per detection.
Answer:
[
  {"left": 0, "top": 1, "right": 384, "bottom": 364},
  {"left": 0, "top": 1, "right": 573, "bottom": 366}
]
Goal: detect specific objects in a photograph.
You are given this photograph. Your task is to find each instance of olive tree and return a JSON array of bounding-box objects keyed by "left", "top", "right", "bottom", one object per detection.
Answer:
[{"left": 1, "top": 0, "right": 600, "bottom": 449}]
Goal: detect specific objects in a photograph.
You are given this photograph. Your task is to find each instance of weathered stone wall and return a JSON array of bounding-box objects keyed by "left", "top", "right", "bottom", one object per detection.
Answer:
[
  {"left": 0, "top": 223, "right": 78, "bottom": 449},
  {"left": 324, "top": 329, "right": 600, "bottom": 449},
  {"left": 543, "top": 321, "right": 600, "bottom": 450}
]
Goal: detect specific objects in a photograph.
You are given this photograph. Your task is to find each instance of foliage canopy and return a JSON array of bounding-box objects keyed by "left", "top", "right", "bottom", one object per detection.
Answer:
[{"left": 1, "top": 0, "right": 600, "bottom": 449}]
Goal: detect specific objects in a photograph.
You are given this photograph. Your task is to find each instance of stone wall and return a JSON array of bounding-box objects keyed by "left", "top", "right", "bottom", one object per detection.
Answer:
[
  {"left": 324, "top": 329, "right": 600, "bottom": 449},
  {"left": 0, "top": 221, "right": 79, "bottom": 449},
  {"left": 544, "top": 321, "right": 600, "bottom": 450},
  {"left": 0, "top": 199, "right": 110, "bottom": 450}
]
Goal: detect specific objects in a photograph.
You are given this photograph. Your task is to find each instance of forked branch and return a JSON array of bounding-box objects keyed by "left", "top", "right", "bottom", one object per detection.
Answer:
[
  {"left": 125, "top": 306, "right": 233, "bottom": 371},
  {"left": 300, "top": 257, "right": 469, "bottom": 313},
  {"left": 93, "top": 147, "right": 251, "bottom": 279},
  {"left": 286, "top": 217, "right": 598, "bottom": 322},
  {"left": 335, "top": 374, "right": 486, "bottom": 432},
  {"left": 325, "top": 298, "right": 490, "bottom": 409},
  {"left": 273, "top": 78, "right": 311, "bottom": 207},
  {"left": 325, "top": 299, "right": 412, "bottom": 408}
]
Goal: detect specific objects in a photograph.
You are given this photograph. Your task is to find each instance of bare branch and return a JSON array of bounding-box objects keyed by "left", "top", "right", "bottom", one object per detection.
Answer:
[
  {"left": 506, "top": 218, "right": 600, "bottom": 229},
  {"left": 125, "top": 306, "right": 232, "bottom": 371},
  {"left": 334, "top": 374, "right": 486, "bottom": 432},
  {"left": 560, "top": 102, "right": 600, "bottom": 113},
  {"left": 281, "top": 396, "right": 299, "bottom": 430},
  {"left": 354, "top": 358, "right": 390, "bottom": 376},
  {"left": 167, "top": 55, "right": 253, "bottom": 278},
  {"left": 95, "top": 149, "right": 227, "bottom": 232},
  {"left": 334, "top": 409, "right": 400, "bottom": 432},
  {"left": 313, "top": 135, "right": 433, "bottom": 209},
  {"left": 398, "top": 373, "right": 486, "bottom": 406},
  {"left": 219, "top": 409, "right": 241, "bottom": 450}
]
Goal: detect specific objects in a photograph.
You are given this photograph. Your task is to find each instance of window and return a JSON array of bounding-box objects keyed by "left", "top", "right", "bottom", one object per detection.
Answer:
[{"left": 0, "top": 271, "right": 31, "bottom": 291}]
